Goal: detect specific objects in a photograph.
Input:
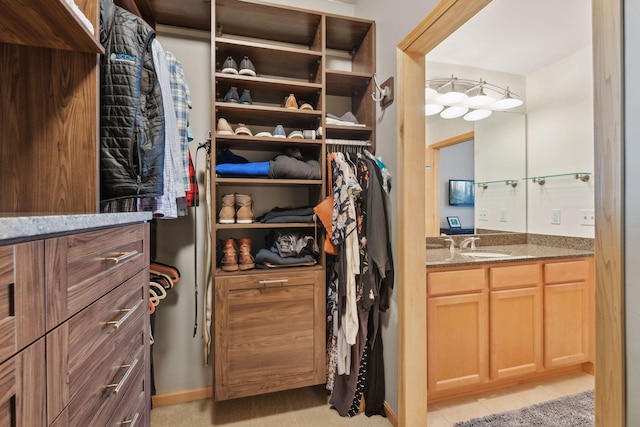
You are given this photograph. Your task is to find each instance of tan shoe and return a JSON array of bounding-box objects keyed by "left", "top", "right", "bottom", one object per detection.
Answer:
[
  {"left": 216, "top": 118, "right": 233, "bottom": 135},
  {"left": 236, "top": 238, "right": 255, "bottom": 270},
  {"left": 283, "top": 93, "right": 298, "bottom": 109},
  {"left": 218, "top": 194, "right": 235, "bottom": 223},
  {"left": 220, "top": 238, "right": 239, "bottom": 271},
  {"left": 235, "top": 194, "right": 254, "bottom": 224}
]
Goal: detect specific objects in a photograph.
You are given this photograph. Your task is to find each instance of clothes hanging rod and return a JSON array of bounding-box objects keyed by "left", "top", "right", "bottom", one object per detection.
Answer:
[{"left": 325, "top": 139, "right": 371, "bottom": 146}]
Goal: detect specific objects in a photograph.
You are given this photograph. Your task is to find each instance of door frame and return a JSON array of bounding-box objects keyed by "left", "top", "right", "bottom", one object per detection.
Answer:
[{"left": 396, "top": 1, "right": 624, "bottom": 426}]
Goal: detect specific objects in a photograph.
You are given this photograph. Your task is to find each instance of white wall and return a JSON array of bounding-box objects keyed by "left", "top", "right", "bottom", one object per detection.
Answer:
[
  {"left": 526, "top": 46, "right": 595, "bottom": 237},
  {"left": 153, "top": 29, "right": 213, "bottom": 394},
  {"left": 354, "top": 0, "right": 440, "bottom": 415},
  {"left": 625, "top": 0, "right": 640, "bottom": 423}
]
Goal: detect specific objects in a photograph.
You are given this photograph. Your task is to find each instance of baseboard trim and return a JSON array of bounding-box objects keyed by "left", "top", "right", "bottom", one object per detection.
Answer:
[
  {"left": 152, "top": 387, "right": 213, "bottom": 408},
  {"left": 384, "top": 401, "right": 398, "bottom": 427}
]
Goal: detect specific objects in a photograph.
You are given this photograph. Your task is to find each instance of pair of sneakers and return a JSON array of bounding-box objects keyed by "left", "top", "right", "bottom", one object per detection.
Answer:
[
  {"left": 223, "top": 87, "right": 252, "bottom": 104},
  {"left": 221, "top": 56, "right": 256, "bottom": 76},
  {"left": 216, "top": 118, "right": 253, "bottom": 136}
]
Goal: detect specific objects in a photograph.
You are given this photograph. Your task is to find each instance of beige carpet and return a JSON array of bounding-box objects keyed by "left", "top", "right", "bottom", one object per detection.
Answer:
[{"left": 150, "top": 385, "right": 393, "bottom": 427}]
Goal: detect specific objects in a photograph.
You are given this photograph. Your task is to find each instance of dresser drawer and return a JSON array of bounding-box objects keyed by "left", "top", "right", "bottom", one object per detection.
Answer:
[
  {"left": 105, "top": 363, "right": 148, "bottom": 427},
  {"left": 428, "top": 268, "right": 485, "bottom": 296},
  {"left": 0, "top": 242, "right": 45, "bottom": 364},
  {"left": 544, "top": 259, "right": 590, "bottom": 284},
  {"left": 0, "top": 338, "right": 46, "bottom": 427},
  {"left": 47, "top": 269, "right": 147, "bottom": 425},
  {"left": 50, "top": 325, "right": 146, "bottom": 427},
  {"left": 489, "top": 264, "right": 540, "bottom": 290},
  {"left": 45, "top": 223, "right": 149, "bottom": 329}
]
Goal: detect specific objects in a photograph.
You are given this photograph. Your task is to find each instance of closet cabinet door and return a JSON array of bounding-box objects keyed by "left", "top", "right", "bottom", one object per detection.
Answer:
[{"left": 214, "top": 269, "right": 325, "bottom": 400}]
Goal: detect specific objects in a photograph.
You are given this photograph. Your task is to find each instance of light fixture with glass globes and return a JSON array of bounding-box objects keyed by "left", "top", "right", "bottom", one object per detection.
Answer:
[{"left": 425, "top": 75, "right": 524, "bottom": 121}]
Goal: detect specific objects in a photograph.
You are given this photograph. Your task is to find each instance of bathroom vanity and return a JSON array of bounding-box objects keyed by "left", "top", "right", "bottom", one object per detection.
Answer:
[{"left": 426, "top": 240, "right": 594, "bottom": 402}]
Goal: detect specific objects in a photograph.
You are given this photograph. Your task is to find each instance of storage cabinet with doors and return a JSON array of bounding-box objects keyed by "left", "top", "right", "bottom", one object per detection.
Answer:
[
  {"left": 427, "top": 267, "right": 488, "bottom": 392},
  {"left": 543, "top": 258, "right": 594, "bottom": 368},
  {"left": 489, "top": 263, "right": 543, "bottom": 380},
  {"left": 427, "top": 256, "right": 594, "bottom": 400},
  {"left": 212, "top": 0, "right": 375, "bottom": 400}
]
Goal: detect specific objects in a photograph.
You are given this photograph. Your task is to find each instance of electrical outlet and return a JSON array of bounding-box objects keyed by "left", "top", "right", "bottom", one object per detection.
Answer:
[
  {"left": 580, "top": 209, "right": 595, "bottom": 226},
  {"left": 550, "top": 209, "right": 561, "bottom": 225},
  {"left": 479, "top": 209, "right": 488, "bottom": 221},
  {"left": 499, "top": 208, "right": 508, "bottom": 222}
]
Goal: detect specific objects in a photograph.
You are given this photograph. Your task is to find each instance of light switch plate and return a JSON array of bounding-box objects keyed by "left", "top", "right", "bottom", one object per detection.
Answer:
[
  {"left": 550, "top": 209, "right": 561, "bottom": 225},
  {"left": 499, "top": 208, "right": 508, "bottom": 222}
]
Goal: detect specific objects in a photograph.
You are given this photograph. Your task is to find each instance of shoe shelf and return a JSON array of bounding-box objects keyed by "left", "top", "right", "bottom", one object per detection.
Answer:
[
  {"left": 214, "top": 264, "right": 326, "bottom": 277},
  {"left": 215, "top": 103, "right": 322, "bottom": 129},
  {"left": 215, "top": 74, "right": 322, "bottom": 108},
  {"left": 215, "top": 134, "right": 323, "bottom": 151},
  {"left": 215, "top": 178, "right": 323, "bottom": 186},
  {"left": 216, "top": 38, "right": 323, "bottom": 82},
  {"left": 216, "top": 222, "right": 317, "bottom": 230}
]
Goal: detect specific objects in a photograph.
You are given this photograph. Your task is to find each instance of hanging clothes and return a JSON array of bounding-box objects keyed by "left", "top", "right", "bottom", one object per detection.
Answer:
[{"left": 323, "top": 148, "right": 394, "bottom": 418}]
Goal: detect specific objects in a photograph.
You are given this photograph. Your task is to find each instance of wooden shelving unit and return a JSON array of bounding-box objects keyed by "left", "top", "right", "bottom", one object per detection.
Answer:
[{"left": 212, "top": 0, "right": 375, "bottom": 401}]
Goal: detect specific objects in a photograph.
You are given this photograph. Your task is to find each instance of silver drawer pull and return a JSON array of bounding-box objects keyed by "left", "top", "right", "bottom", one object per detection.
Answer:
[
  {"left": 106, "top": 358, "right": 138, "bottom": 394},
  {"left": 105, "top": 304, "right": 139, "bottom": 329},
  {"left": 121, "top": 413, "right": 139, "bottom": 427},
  {"left": 105, "top": 250, "right": 139, "bottom": 265},
  {"left": 258, "top": 279, "right": 288, "bottom": 284}
]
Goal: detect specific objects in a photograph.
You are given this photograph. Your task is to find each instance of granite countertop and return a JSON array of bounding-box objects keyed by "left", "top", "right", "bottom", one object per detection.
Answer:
[
  {"left": 427, "top": 243, "right": 594, "bottom": 267},
  {"left": 0, "top": 212, "right": 153, "bottom": 243}
]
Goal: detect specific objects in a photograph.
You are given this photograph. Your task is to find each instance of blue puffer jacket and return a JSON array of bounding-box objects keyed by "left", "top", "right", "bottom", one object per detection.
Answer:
[{"left": 99, "top": 0, "right": 165, "bottom": 201}]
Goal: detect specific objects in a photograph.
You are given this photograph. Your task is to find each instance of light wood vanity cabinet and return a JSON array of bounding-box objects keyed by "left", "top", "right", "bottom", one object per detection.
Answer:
[
  {"left": 427, "top": 256, "right": 593, "bottom": 399},
  {"left": 214, "top": 269, "right": 325, "bottom": 400},
  {"left": 0, "top": 222, "right": 150, "bottom": 427},
  {"left": 489, "top": 264, "right": 542, "bottom": 380},
  {"left": 427, "top": 268, "right": 488, "bottom": 392},
  {"left": 543, "top": 259, "right": 593, "bottom": 368}
]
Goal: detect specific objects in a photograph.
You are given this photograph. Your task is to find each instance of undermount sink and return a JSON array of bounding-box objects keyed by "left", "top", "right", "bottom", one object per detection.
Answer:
[{"left": 459, "top": 251, "right": 512, "bottom": 258}]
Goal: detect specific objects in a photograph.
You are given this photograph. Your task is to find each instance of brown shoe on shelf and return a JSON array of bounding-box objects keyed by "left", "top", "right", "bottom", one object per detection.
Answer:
[
  {"left": 235, "top": 193, "right": 254, "bottom": 224},
  {"left": 218, "top": 194, "right": 235, "bottom": 223},
  {"left": 282, "top": 93, "right": 298, "bottom": 109},
  {"left": 220, "top": 238, "right": 239, "bottom": 271},
  {"left": 236, "top": 238, "right": 255, "bottom": 270}
]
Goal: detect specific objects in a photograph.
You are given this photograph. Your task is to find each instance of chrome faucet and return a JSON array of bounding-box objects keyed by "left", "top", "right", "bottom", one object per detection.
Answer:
[
  {"left": 441, "top": 234, "right": 456, "bottom": 255},
  {"left": 460, "top": 236, "right": 480, "bottom": 250}
]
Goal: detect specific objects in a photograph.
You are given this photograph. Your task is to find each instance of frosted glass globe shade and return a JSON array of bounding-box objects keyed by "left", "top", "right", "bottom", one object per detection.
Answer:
[{"left": 440, "top": 106, "right": 468, "bottom": 119}]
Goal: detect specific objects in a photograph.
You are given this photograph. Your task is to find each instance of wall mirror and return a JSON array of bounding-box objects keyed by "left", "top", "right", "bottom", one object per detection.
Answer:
[{"left": 424, "top": 0, "right": 592, "bottom": 238}]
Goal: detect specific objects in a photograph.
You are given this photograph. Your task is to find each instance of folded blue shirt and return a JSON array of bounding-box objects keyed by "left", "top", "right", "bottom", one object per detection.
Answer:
[{"left": 215, "top": 161, "right": 270, "bottom": 176}]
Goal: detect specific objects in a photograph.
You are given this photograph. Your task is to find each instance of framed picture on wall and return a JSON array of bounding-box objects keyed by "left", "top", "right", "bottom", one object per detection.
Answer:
[{"left": 447, "top": 216, "right": 461, "bottom": 228}]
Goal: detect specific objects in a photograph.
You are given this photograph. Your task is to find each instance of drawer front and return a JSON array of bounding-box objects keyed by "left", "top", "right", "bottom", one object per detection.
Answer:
[
  {"left": 105, "top": 364, "right": 148, "bottom": 427},
  {"left": 214, "top": 269, "right": 325, "bottom": 400},
  {"left": 47, "top": 269, "right": 147, "bottom": 424},
  {"left": 0, "top": 339, "right": 46, "bottom": 427},
  {"left": 51, "top": 327, "right": 146, "bottom": 427},
  {"left": 544, "top": 259, "right": 590, "bottom": 284},
  {"left": 46, "top": 223, "right": 149, "bottom": 329},
  {"left": 0, "top": 241, "right": 45, "bottom": 364},
  {"left": 489, "top": 264, "right": 540, "bottom": 290},
  {"left": 428, "top": 268, "right": 485, "bottom": 296}
]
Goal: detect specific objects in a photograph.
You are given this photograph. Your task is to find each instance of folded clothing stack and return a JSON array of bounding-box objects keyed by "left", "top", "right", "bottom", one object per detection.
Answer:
[
  {"left": 325, "top": 111, "right": 366, "bottom": 127},
  {"left": 257, "top": 206, "right": 315, "bottom": 223},
  {"left": 255, "top": 230, "right": 319, "bottom": 268}
]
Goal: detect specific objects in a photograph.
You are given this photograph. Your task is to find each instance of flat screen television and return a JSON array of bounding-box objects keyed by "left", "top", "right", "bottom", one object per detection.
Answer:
[{"left": 449, "top": 179, "right": 475, "bottom": 206}]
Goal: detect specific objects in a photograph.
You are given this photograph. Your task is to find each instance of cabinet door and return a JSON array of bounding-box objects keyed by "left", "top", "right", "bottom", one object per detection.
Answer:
[
  {"left": 214, "top": 269, "right": 325, "bottom": 400},
  {"left": 544, "top": 282, "right": 590, "bottom": 368},
  {"left": 427, "top": 292, "right": 488, "bottom": 392},
  {"left": 490, "top": 287, "right": 542, "bottom": 379}
]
